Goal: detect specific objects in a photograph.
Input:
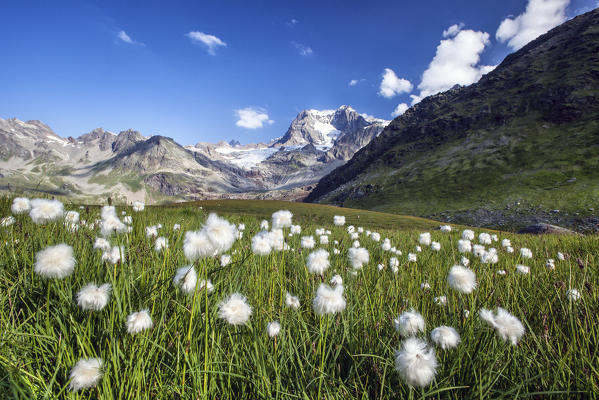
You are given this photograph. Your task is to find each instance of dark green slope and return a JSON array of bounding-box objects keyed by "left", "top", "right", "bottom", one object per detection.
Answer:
[{"left": 305, "top": 9, "right": 599, "bottom": 232}]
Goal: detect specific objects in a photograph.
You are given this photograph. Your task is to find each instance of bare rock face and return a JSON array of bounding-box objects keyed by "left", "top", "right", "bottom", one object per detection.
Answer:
[{"left": 517, "top": 223, "right": 580, "bottom": 235}]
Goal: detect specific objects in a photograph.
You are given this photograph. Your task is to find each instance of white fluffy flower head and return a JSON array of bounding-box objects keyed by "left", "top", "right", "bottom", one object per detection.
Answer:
[
  {"left": 30, "top": 199, "right": 64, "bottom": 224},
  {"left": 76, "top": 283, "right": 111, "bottom": 311},
  {"left": 313, "top": 283, "right": 346, "bottom": 315},
  {"left": 447, "top": 265, "right": 477, "bottom": 294},
  {"left": 479, "top": 307, "right": 525, "bottom": 345},
  {"left": 395, "top": 337, "right": 438, "bottom": 387},
  {"left": 69, "top": 357, "right": 103, "bottom": 391},
  {"left": 307, "top": 249, "right": 330, "bottom": 274},
  {"left": 333, "top": 215, "right": 346, "bottom": 226},
  {"left": 394, "top": 309, "right": 425, "bottom": 337},
  {"left": 218, "top": 293, "right": 253, "bottom": 325},
  {"left": 173, "top": 266, "right": 198, "bottom": 294},
  {"left": 11, "top": 197, "right": 31, "bottom": 214},
  {"left": 272, "top": 210, "right": 293, "bottom": 229},
  {"left": 34, "top": 243, "right": 76, "bottom": 279},
  {"left": 267, "top": 321, "right": 281, "bottom": 338},
  {"left": 126, "top": 309, "right": 153, "bottom": 334},
  {"left": 349, "top": 247, "right": 369, "bottom": 269},
  {"left": 430, "top": 326, "right": 461, "bottom": 349}
]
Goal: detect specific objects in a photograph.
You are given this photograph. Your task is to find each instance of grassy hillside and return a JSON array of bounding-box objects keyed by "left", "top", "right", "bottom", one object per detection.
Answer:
[{"left": 306, "top": 9, "right": 599, "bottom": 232}]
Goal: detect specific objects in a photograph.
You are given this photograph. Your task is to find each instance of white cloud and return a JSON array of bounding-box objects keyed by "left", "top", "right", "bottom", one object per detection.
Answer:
[
  {"left": 391, "top": 103, "right": 409, "bottom": 117},
  {"left": 349, "top": 79, "right": 358, "bottom": 86},
  {"left": 378, "top": 68, "right": 413, "bottom": 98},
  {"left": 235, "top": 107, "right": 274, "bottom": 129},
  {"left": 496, "top": 0, "right": 569, "bottom": 51},
  {"left": 411, "top": 28, "right": 493, "bottom": 105},
  {"left": 287, "top": 18, "right": 299, "bottom": 27},
  {"left": 117, "top": 30, "right": 144, "bottom": 46},
  {"left": 186, "top": 31, "right": 227, "bottom": 55},
  {"left": 443, "top": 23, "right": 464, "bottom": 38},
  {"left": 292, "top": 42, "right": 313, "bottom": 56}
]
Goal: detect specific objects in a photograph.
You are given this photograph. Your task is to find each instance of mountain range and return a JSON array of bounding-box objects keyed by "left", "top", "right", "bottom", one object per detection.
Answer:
[
  {"left": 305, "top": 8, "right": 599, "bottom": 231},
  {"left": 0, "top": 106, "right": 388, "bottom": 203}
]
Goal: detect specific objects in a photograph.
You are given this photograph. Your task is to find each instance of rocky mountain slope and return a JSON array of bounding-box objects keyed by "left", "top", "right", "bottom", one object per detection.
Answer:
[
  {"left": 305, "top": 9, "right": 599, "bottom": 232},
  {"left": 0, "top": 106, "right": 387, "bottom": 203}
]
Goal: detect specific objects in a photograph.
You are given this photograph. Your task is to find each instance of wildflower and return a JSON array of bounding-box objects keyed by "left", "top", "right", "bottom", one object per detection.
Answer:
[
  {"left": 352, "top": 240, "right": 360, "bottom": 248},
  {"left": 378, "top": 263, "right": 385, "bottom": 271},
  {"left": 416, "top": 246, "right": 422, "bottom": 252},
  {"left": 132, "top": 201, "right": 145, "bottom": 212},
  {"left": 320, "top": 235, "right": 329, "bottom": 245},
  {"left": 315, "top": 228, "right": 325, "bottom": 236},
  {"left": 30, "top": 199, "right": 64, "bottom": 224},
  {"left": 76, "top": 283, "right": 111, "bottom": 311},
  {"left": 434, "top": 296, "right": 447, "bottom": 306},
  {"left": 516, "top": 264, "right": 529, "bottom": 275},
  {"left": 69, "top": 358, "right": 103, "bottom": 391},
  {"left": 479, "top": 307, "right": 525, "bottom": 345},
  {"left": 203, "top": 213, "right": 237, "bottom": 254},
  {"left": 93, "top": 238, "right": 111, "bottom": 251},
  {"left": 382, "top": 240, "right": 392, "bottom": 251},
  {"left": 252, "top": 231, "right": 272, "bottom": 255},
  {"left": 218, "top": 293, "right": 252, "bottom": 325},
  {"left": 430, "top": 326, "right": 461, "bottom": 349},
  {"left": 350, "top": 232, "right": 359, "bottom": 240},
  {"left": 267, "top": 321, "right": 281, "bottom": 338},
  {"left": 418, "top": 232, "right": 431, "bottom": 246},
  {"left": 431, "top": 241, "right": 441, "bottom": 251},
  {"left": 102, "top": 246, "right": 125, "bottom": 264},
  {"left": 290, "top": 224, "right": 301, "bottom": 234},
  {"left": 333, "top": 248, "right": 340, "bottom": 255},
  {"left": 394, "top": 309, "right": 425, "bottom": 337},
  {"left": 1, "top": 216, "right": 15, "bottom": 227},
  {"left": 458, "top": 239, "right": 472, "bottom": 253},
  {"left": 333, "top": 215, "right": 346, "bottom": 226},
  {"left": 440, "top": 225, "right": 452, "bottom": 232},
  {"left": 307, "top": 249, "right": 330, "bottom": 274},
  {"left": 390, "top": 257, "right": 399, "bottom": 269},
  {"left": 357, "top": 227, "right": 364, "bottom": 233},
  {"left": 347, "top": 225, "right": 355, "bottom": 233},
  {"left": 272, "top": 210, "right": 293, "bottom": 229},
  {"left": 313, "top": 284, "right": 346, "bottom": 315},
  {"left": 34, "top": 244, "right": 76, "bottom": 279},
  {"left": 220, "top": 254, "right": 231, "bottom": 267},
  {"left": 520, "top": 247, "right": 533, "bottom": 259},
  {"left": 301, "top": 236, "right": 315, "bottom": 249},
  {"left": 395, "top": 337, "right": 438, "bottom": 387},
  {"left": 473, "top": 244, "right": 485, "bottom": 257},
  {"left": 173, "top": 266, "right": 197, "bottom": 294},
  {"left": 330, "top": 274, "right": 343, "bottom": 286},
  {"left": 154, "top": 237, "right": 168, "bottom": 252},
  {"left": 11, "top": 197, "right": 31, "bottom": 214},
  {"left": 237, "top": 223, "right": 245, "bottom": 231},
  {"left": 408, "top": 253, "right": 417, "bottom": 262},
  {"left": 461, "top": 256, "right": 470, "bottom": 267},
  {"left": 447, "top": 265, "right": 477, "bottom": 294},
  {"left": 481, "top": 249, "right": 499, "bottom": 264},
  {"left": 557, "top": 252, "right": 565, "bottom": 261},
  {"left": 462, "top": 229, "right": 475, "bottom": 241},
  {"left": 65, "top": 211, "right": 80, "bottom": 225},
  {"left": 348, "top": 247, "right": 369, "bottom": 269},
  {"left": 184, "top": 230, "right": 215, "bottom": 261},
  {"left": 501, "top": 239, "right": 511, "bottom": 248},
  {"left": 285, "top": 292, "right": 300, "bottom": 309},
  {"left": 260, "top": 219, "right": 269, "bottom": 230},
  {"left": 371, "top": 232, "right": 381, "bottom": 242},
  {"left": 126, "top": 310, "right": 153, "bottom": 334},
  {"left": 479, "top": 233, "right": 492, "bottom": 245},
  {"left": 566, "top": 289, "right": 581, "bottom": 301}
]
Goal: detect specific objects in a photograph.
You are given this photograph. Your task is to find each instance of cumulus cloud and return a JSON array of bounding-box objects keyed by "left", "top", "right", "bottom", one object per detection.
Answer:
[
  {"left": 287, "top": 18, "right": 299, "bottom": 27},
  {"left": 349, "top": 79, "right": 359, "bottom": 86},
  {"left": 443, "top": 23, "right": 464, "bottom": 38},
  {"left": 391, "top": 103, "right": 409, "bottom": 117},
  {"left": 411, "top": 28, "right": 494, "bottom": 105},
  {"left": 186, "top": 31, "right": 227, "bottom": 55},
  {"left": 378, "top": 68, "right": 413, "bottom": 98},
  {"left": 235, "top": 108, "right": 274, "bottom": 129},
  {"left": 292, "top": 42, "right": 313, "bottom": 56},
  {"left": 496, "top": 0, "right": 569, "bottom": 51},
  {"left": 117, "top": 31, "right": 144, "bottom": 46}
]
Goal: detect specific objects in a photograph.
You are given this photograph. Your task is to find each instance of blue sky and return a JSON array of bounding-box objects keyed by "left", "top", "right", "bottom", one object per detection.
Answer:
[{"left": 1, "top": 0, "right": 597, "bottom": 144}]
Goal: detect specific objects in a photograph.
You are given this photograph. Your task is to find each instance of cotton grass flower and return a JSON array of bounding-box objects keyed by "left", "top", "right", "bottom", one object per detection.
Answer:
[
  {"left": 285, "top": 292, "right": 300, "bottom": 309},
  {"left": 440, "top": 225, "right": 452, "bottom": 232},
  {"left": 516, "top": 264, "right": 530, "bottom": 275},
  {"left": 69, "top": 358, "right": 103, "bottom": 391},
  {"left": 481, "top": 249, "right": 499, "bottom": 264},
  {"left": 76, "top": 283, "right": 111, "bottom": 311},
  {"left": 1, "top": 216, "right": 15, "bottom": 227},
  {"left": 447, "top": 265, "right": 477, "bottom": 294},
  {"left": 260, "top": 219, "right": 269, "bottom": 230},
  {"left": 132, "top": 201, "right": 145, "bottom": 212},
  {"left": 11, "top": 197, "right": 31, "bottom": 214},
  {"left": 301, "top": 236, "right": 315, "bottom": 249},
  {"left": 330, "top": 274, "right": 343, "bottom": 286},
  {"left": 520, "top": 247, "right": 533, "bottom": 259},
  {"left": 290, "top": 224, "right": 301, "bottom": 234},
  {"left": 64, "top": 210, "right": 80, "bottom": 225},
  {"left": 348, "top": 247, "right": 369, "bottom": 269},
  {"left": 102, "top": 246, "right": 125, "bottom": 264},
  {"left": 352, "top": 240, "right": 360, "bottom": 248},
  {"left": 267, "top": 321, "right": 281, "bottom": 338},
  {"left": 333, "top": 215, "right": 346, "bottom": 226},
  {"left": 203, "top": 213, "right": 237, "bottom": 254},
  {"left": 154, "top": 237, "right": 168, "bottom": 252},
  {"left": 408, "top": 253, "right": 417, "bottom": 262},
  {"left": 462, "top": 229, "right": 475, "bottom": 240},
  {"left": 434, "top": 296, "right": 447, "bottom": 306},
  {"left": 34, "top": 244, "right": 76, "bottom": 279},
  {"left": 546, "top": 259, "right": 555, "bottom": 270},
  {"left": 479, "top": 307, "right": 525, "bottom": 345},
  {"left": 268, "top": 229, "right": 285, "bottom": 251},
  {"left": 458, "top": 239, "right": 472, "bottom": 253},
  {"left": 220, "top": 254, "right": 231, "bottom": 267},
  {"left": 506, "top": 246, "right": 514, "bottom": 253},
  {"left": 421, "top": 282, "right": 431, "bottom": 290},
  {"left": 461, "top": 256, "right": 470, "bottom": 267},
  {"left": 430, "top": 326, "right": 461, "bottom": 349},
  {"left": 319, "top": 235, "right": 329, "bottom": 245},
  {"left": 418, "top": 232, "right": 431, "bottom": 246},
  {"left": 218, "top": 293, "right": 252, "bottom": 325},
  {"left": 313, "top": 284, "right": 346, "bottom": 315},
  {"left": 126, "top": 310, "right": 153, "bottom": 334},
  {"left": 371, "top": 232, "right": 381, "bottom": 242},
  {"left": 173, "top": 266, "right": 197, "bottom": 294},
  {"left": 390, "top": 257, "right": 399, "bottom": 269},
  {"left": 307, "top": 249, "right": 330, "bottom": 274},
  {"left": 251, "top": 231, "right": 272, "bottom": 255},
  {"left": 557, "top": 252, "right": 565, "bottom": 261},
  {"left": 30, "top": 199, "right": 64, "bottom": 224},
  {"left": 198, "top": 279, "right": 214, "bottom": 293},
  {"left": 497, "top": 269, "right": 507, "bottom": 275},
  {"left": 566, "top": 289, "right": 581, "bottom": 301},
  {"left": 382, "top": 240, "right": 391, "bottom": 251},
  {"left": 394, "top": 309, "right": 425, "bottom": 337},
  {"left": 501, "top": 238, "right": 511, "bottom": 248},
  {"left": 395, "top": 337, "right": 438, "bottom": 387},
  {"left": 184, "top": 230, "right": 215, "bottom": 261},
  {"left": 93, "top": 238, "right": 111, "bottom": 251},
  {"left": 123, "top": 215, "right": 133, "bottom": 224},
  {"left": 272, "top": 210, "right": 293, "bottom": 229},
  {"left": 479, "top": 233, "right": 492, "bottom": 245},
  {"left": 431, "top": 241, "right": 441, "bottom": 251},
  {"left": 347, "top": 225, "right": 355, "bottom": 233}
]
